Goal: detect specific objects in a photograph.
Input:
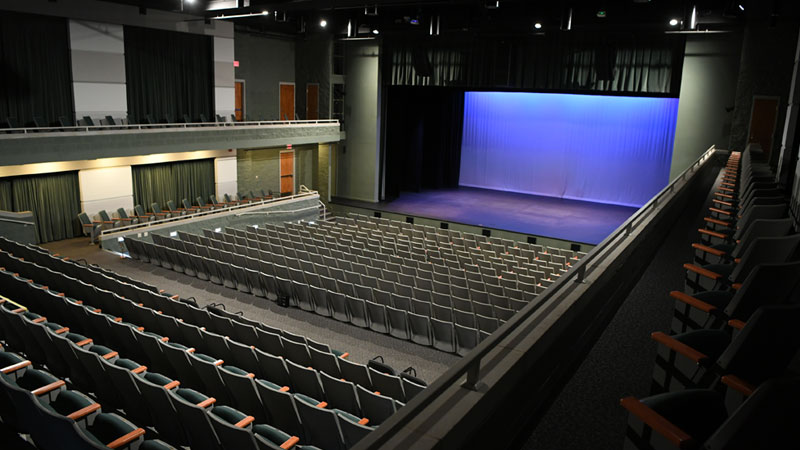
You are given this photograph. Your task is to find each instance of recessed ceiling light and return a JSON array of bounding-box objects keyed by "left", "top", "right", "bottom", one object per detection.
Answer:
[
  {"left": 534, "top": 22, "right": 542, "bottom": 29},
  {"left": 320, "top": 19, "right": 327, "bottom": 28},
  {"left": 669, "top": 18, "right": 679, "bottom": 26},
  {"left": 372, "top": 28, "right": 380, "bottom": 35}
]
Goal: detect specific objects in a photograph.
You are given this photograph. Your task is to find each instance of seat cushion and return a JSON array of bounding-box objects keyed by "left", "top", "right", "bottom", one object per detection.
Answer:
[
  {"left": 87, "top": 413, "right": 137, "bottom": 446},
  {"left": 222, "top": 365, "right": 248, "bottom": 376},
  {"left": 174, "top": 388, "right": 207, "bottom": 404},
  {"left": 114, "top": 358, "right": 141, "bottom": 371},
  {"left": 253, "top": 423, "right": 291, "bottom": 444},
  {"left": 0, "top": 351, "right": 26, "bottom": 367},
  {"left": 640, "top": 389, "right": 727, "bottom": 443},
  {"left": 209, "top": 405, "right": 247, "bottom": 425},
  {"left": 16, "top": 369, "right": 59, "bottom": 391},
  {"left": 693, "top": 290, "right": 736, "bottom": 309},
  {"left": 143, "top": 372, "right": 173, "bottom": 387},
  {"left": 672, "top": 329, "right": 732, "bottom": 362},
  {"left": 43, "top": 389, "right": 95, "bottom": 416}
]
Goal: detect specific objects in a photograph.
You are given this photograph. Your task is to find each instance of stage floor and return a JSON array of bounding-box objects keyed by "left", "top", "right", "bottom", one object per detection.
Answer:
[{"left": 334, "top": 187, "right": 638, "bottom": 245}]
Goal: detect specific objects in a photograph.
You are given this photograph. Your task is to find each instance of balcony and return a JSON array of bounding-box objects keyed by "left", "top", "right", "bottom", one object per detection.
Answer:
[{"left": 0, "top": 120, "right": 342, "bottom": 166}]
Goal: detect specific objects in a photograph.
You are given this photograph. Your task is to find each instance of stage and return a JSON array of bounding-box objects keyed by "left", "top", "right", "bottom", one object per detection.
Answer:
[{"left": 333, "top": 187, "right": 639, "bottom": 245}]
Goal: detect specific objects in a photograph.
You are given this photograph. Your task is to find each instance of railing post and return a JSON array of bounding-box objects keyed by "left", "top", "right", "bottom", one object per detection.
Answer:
[
  {"left": 625, "top": 222, "right": 633, "bottom": 236},
  {"left": 575, "top": 264, "right": 586, "bottom": 283},
  {"left": 461, "top": 361, "right": 481, "bottom": 391}
]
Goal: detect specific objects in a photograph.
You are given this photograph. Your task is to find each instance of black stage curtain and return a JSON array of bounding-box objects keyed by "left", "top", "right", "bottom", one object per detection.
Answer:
[
  {"left": 124, "top": 26, "right": 214, "bottom": 124},
  {"left": 0, "top": 172, "right": 81, "bottom": 243},
  {"left": 0, "top": 12, "right": 74, "bottom": 127},
  {"left": 384, "top": 87, "right": 465, "bottom": 199},
  {"left": 132, "top": 159, "right": 215, "bottom": 209},
  {"left": 384, "top": 31, "right": 685, "bottom": 95}
]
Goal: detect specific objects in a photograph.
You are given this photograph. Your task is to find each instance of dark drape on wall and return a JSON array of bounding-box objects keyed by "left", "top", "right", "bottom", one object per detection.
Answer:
[
  {"left": 384, "top": 32, "right": 685, "bottom": 95},
  {"left": 0, "top": 12, "right": 74, "bottom": 127},
  {"left": 384, "top": 87, "right": 465, "bottom": 199},
  {"left": 132, "top": 159, "right": 215, "bottom": 208},
  {"left": 0, "top": 172, "right": 81, "bottom": 243},
  {"left": 124, "top": 26, "right": 214, "bottom": 124}
]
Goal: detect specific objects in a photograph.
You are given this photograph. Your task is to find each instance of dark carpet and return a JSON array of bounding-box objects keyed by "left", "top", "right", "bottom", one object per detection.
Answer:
[
  {"left": 42, "top": 239, "right": 459, "bottom": 383},
  {"left": 335, "top": 187, "right": 638, "bottom": 245}
]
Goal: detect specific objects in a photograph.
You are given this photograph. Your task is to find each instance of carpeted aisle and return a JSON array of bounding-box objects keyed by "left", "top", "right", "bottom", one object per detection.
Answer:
[{"left": 43, "top": 238, "right": 459, "bottom": 383}]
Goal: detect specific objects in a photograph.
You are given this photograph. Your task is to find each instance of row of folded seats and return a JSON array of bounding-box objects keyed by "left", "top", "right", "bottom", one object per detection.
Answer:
[
  {"left": 78, "top": 192, "right": 274, "bottom": 243},
  {"left": 3, "top": 113, "right": 243, "bottom": 130},
  {"left": 124, "top": 214, "right": 581, "bottom": 356},
  {"left": 620, "top": 148, "right": 800, "bottom": 449},
  {"left": 0, "top": 237, "right": 424, "bottom": 449}
]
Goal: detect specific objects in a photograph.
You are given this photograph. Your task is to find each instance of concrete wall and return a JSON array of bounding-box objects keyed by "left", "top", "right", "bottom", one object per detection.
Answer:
[
  {"left": 237, "top": 145, "right": 318, "bottom": 196},
  {"left": 214, "top": 37, "right": 236, "bottom": 120},
  {"left": 69, "top": 20, "right": 128, "bottom": 123},
  {"left": 729, "top": 6, "right": 799, "bottom": 161},
  {"left": 671, "top": 33, "right": 743, "bottom": 179},
  {"left": 234, "top": 31, "right": 296, "bottom": 121},
  {"left": 295, "top": 32, "right": 332, "bottom": 120},
  {"left": 338, "top": 41, "right": 380, "bottom": 202}
]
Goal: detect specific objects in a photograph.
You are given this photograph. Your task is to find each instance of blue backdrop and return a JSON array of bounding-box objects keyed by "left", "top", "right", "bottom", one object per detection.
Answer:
[{"left": 459, "top": 91, "right": 679, "bottom": 207}]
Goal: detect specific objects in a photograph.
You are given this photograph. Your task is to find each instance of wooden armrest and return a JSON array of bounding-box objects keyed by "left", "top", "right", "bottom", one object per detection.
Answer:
[
  {"left": 651, "top": 332, "right": 708, "bottom": 364},
  {"left": 107, "top": 428, "right": 146, "bottom": 449},
  {"left": 196, "top": 397, "right": 216, "bottom": 408},
  {"left": 67, "top": 402, "right": 101, "bottom": 420},
  {"left": 712, "top": 199, "right": 733, "bottom": 207},
  {"left": 698, "top": 228, "right": 728, "bottom": 240},
  {"left": 102, "top": 351, "right": 119, "bottom": 360},
  {"left": 683, "top": 263, "right": 723, "bottom": 281},
  {"left": 32, "top": 317, "right": 47, "bottom": 324},
  {"left": 620, "top": 397, "right": 696, "bottom": 449},
  {"left": 82, "top": 224, "right": 96, "bottom": 228},
  {"left": 358, "top": 418, "right": 369, "bottom": 425},
  {"left": 704, "top": 217, "right": 731, "bottom": 227},
  {"left": 76, "top": 338, "right": 93, "bottom": 347},
  {"left": 235, "top": 416, "right": 255, "bottom": 428},
  {"left": 118, "top": 218, "right": 135, "bottom": 221},
  {"left": 709, "top": 207, "right": 732, "bottom": 216},
  {"left": 213, "top": 359, "right": 224, "bottom": 366},
  {"left": 728, "top": 319, "right": 746, "bottom": 330},
  {"left": 2, "top": 360, "right": 31, "bottom": 374},
  {"left": 279, "top": 386, "right": 290, "bottom": 392},
  {"left": 316, "top": 401, "right": 328, "bottom": 408},
  {"left": 731, "top": 282, "right": 741, "bottom": 289},
  {"left": 339, "top": 352, "right": 349, "bottom": 359},
  {"left": 721, "top": 375, "right": 755, "bottom": 396},
  {"left": 163, "top": 380, "right": 180, "bottom": 390},
  {"left": 54, "top": 327, "right": 69, "bottom": 334},
  {"left": 170, "top": 295, "right": 179, "bottom": 300},
  {"left": 718, "top": 187, "right": 734, "bottom": 192},
  {"left": 32, "top": 379, "right": 66, "bottom": 396},
  {"left": 721, "top": 182, "right": 735, "bottom": 187},
  {"left": 691, "top": 243, "right": 726, "bottom": 257},
  {"left": 715, "top": 192, "right": 734, "bottom": 199},
  {"left": 280, "top": 436, "right": 300, "bottom": 449},
  {"left": 132, "top": 365, "right": 147, "bottom": 374},
  {"left": 669, "top": 291, "right": 717, "bottom": 313},
  {"left": 12, "top": 307, "right": 25, "bottom": 313}
]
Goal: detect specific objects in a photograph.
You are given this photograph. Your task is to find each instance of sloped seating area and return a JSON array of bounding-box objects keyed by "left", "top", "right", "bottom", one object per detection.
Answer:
[
  {"left": 619, "top": 149, "right": 800, "bottom": 449},
  {"left": 0, "top": 236, "right": 416, "bottom": 449},
  {"left": 125, "top": 213, "right": 584, "bottom": 356}
]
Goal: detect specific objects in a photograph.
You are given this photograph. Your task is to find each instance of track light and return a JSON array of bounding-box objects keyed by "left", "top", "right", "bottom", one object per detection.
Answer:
[
  {"left": 738, "top": 4, "right": 745, "bottom": 11},
  {"left": 372, "top": 28, "right": 380, "bottom": 35},
  {"left": 690, "top": 5, "right": 697, "bottom": 29},
  {"left": 668, "top": 18, "right": 679, "bottom": 26},
  {"left": 320, "top": 19, "right": 327, "bottom": 28},
  {"left": 211, "top": 11, "right": 269, "bottom": 20},
  {"left": 534, "top": 22, "right": 542, "bottom": 29}
]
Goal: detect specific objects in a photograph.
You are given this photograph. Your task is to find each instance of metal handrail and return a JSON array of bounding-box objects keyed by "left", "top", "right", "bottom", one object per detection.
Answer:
[
  {"left": 0, "top": 119, "right": 339, "bottom": 136},
  {"left": 0, "top": 217, "right": 35, "bottom": 226},
  {"left": 357, "top": 145, "right": 718, "bottom": 448},
  {"left": 99, "top": 190, "right": 320, "bottom": 237}
]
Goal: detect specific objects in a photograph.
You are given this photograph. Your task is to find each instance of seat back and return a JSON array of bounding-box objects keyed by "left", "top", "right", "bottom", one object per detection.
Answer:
[
  {"left": 295, "top": 396, "right": 345, "bottom": 450},
  {"left": 731, "top": 234, "right": 800, "bottom": 283},
  {"left": 355, "top": 385, "right": 396, "bottom": 425},
  {"left": 253, "top": 380, "right": 303, "bottom": 438}
]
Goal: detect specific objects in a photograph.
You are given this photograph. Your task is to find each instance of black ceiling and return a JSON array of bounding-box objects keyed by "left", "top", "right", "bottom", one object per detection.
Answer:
[{"left": 94, "top": 0, "right": 765, "bottom": 36}]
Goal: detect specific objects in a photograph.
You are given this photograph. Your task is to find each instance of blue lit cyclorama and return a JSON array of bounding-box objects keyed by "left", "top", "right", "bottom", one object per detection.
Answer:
[{"left": 459, "top": 91, "right": 679, "bottom": 207}]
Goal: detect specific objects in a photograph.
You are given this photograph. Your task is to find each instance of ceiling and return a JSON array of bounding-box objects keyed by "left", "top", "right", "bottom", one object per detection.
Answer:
[{"left": 95, "top": 0, "right": 760, "bottom": 37}]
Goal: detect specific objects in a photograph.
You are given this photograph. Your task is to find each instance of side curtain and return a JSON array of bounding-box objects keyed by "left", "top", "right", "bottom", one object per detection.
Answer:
[
  {"left": 0, "top": 172, "right": 81, "bottom": 243},
  {"left": 124, "top": 26, "right": 214, "bottom": 124},
  {"left": 384, "top": 87, "right": 465, "bottom": 199},
  {"left": 132, "top": 159, "right": 215, "bottom": 209},
  {"left": 0, "top": 11, "right": 74, "bottom": 127}
]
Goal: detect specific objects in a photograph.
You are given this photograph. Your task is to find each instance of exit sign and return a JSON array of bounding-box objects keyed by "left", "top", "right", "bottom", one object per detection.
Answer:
[{"left": 233, "top": 60, "right": 240, "bottom": 67}]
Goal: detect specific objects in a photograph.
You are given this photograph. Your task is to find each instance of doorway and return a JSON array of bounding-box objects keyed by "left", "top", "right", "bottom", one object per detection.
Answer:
[
  {"left": 280, "top": 150, "right": 295, "bottom": 196},
  {"left": 306, "top": 84, "right": 319, "bottom": 120},
  {"left": 235, "top": 80, "right": 245, "bottom": 121},
  {"left": 748, "top": 96, "right": 780, "bottom": 159},
  {"left": 279, "top": 83, "right": 295, "bottom": 121}
]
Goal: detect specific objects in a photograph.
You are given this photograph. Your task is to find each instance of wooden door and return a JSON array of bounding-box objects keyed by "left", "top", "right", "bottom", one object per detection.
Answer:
[
  {"left": 280, "top": 151, "right": 294, "bottom": 195},
  {"left": 306, "top": 84, "right": 319, "bottom": 120},
  {"left": 279, "top": 83, "right": 295, "bottom": 121},
  {"left": 235, "top": 81, "right": 244, "bottom": 121},
  {"left": 748, "top": 96, "right": 779, "bottom": 159}
]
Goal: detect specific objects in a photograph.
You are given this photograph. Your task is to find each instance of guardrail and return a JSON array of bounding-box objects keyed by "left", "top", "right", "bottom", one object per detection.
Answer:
[
  {"left": 355, "top": 145, "right": 719, "bottom": 449},
  {"left": 0, "top": 119, "right": 339, "bottom": 136},
  {"left": 99, "top": 190, "right": 320, "bottom": 237}
]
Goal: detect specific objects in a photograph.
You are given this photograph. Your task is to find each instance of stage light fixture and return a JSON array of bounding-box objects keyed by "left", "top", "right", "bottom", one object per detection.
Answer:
[
  {"left": 410, "top": 18, "right": 419, "bottom": 25},
  {"left": 534, "top": 22, "right": 542, "bottom": 29},
  {"left": 669, "top": 18, "right": 679, "bottom": 26},
  {"left": 372, "top": 28, "right": 380, "bottom": 35},
  {"left": 596, "top": 9, "right": 607, "bottom": 18},
  {"left": 320, "top": 19, "right": 327, "bottom": 28},
  {"left": 690, "top": 5, "right": 697, "bottom": 29},
  {"left": 738, "top": 4, "right": 744, "bottom": 11}
]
